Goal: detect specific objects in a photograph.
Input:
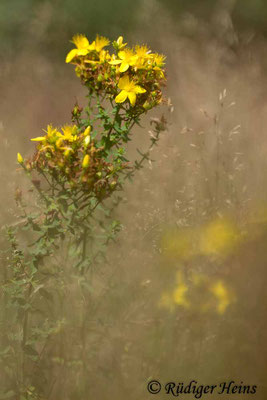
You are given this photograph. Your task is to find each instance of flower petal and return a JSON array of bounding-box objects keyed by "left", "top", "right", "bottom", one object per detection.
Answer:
[
  {"left": 135, "top": 85, "right": 146, "bottom": 94},
  {"left": 118, "top": 75, "right": 130, "bottom": 90},
  {"left": 66, "top": 49, "right": 78, "bottom": 63},
  {"left": 128, "top": 92, "right": 137, "bottom": 106},
  {"left": 119, "top": 62, "right": 129, "bottom": 73},
  {"left": 109, "top": 59, "right": 122, "bottom": 65},
  {"left": 115, "top": 90, "right": 128, "bottom": 104},
  {"left": 72, "top": 34, "right": 89, "bottom": 49},
  {"left": 77, "top": 48, "right": 89, "bottom": 56},
  {"left": 118, "top": 51, "right": 126, "bottom": 60},
  {"left": 31, "top": 136, "right": 46, "bottom": 142}
]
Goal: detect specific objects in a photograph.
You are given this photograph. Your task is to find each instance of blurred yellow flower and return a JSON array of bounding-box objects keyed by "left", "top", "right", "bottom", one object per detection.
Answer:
[
  {"left": 159, "top": 272, "right": 190, "bottom": 312},
  {"left": 115, "top": 75, "right": 146, "bottom": 106},
  {"left": 210, "top": 281, "right": 232, "bottom": 314},
  {"left": 199, "top": 218, "right": 241, "bottom": 257},
  {"left": 173, "top": 272, "right": 190, "bottom": 308},
  {"left": 173, "top": 282, "right": 190, "bottom": 308},
  {"left": 66, "top": 34, "right": 92, "bottom": 63}
]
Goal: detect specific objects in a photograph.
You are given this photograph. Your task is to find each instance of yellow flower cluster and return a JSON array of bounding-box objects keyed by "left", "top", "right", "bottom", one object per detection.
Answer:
[
  {"left": 160, "top": 272, "right": 234, "bottom": 315},
  {"left": 21, "top": 124, "right": 120, "bottom": 199},
  {"left": 66, "top": 34, "right": 166, "bottom": 109},
  {"left": 161, "top": 217, "right": 242, "bottom": 262}
]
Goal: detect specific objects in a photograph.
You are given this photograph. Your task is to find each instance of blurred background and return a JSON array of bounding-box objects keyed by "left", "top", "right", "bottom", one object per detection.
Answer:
[{"left": 1, "top": 0, "right": 267, "bottom": 399}]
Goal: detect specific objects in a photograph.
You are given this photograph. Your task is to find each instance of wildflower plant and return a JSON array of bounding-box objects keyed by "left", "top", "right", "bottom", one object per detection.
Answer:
[
  {"left": 1, "top": 34, "right": 166, "bottom": 399},
  {"left": 67, "top": 35, "right": 164, "bottom": 107},
  {"left": 16, "top": 33, "right": 166, "bottom": 264}
]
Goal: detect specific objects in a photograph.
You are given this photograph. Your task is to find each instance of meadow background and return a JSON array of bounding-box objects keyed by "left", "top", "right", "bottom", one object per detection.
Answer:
[{"left": 1, "top": 0, "right": 267, "bottom": 399}]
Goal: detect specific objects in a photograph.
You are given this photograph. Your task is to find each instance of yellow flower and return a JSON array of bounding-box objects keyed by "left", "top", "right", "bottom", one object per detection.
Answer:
[
  {"left": 61, "top": 125, "right": 78, "bottom": 142},
  {"left": 88, "top": 35, "right": 110, "bottom": 54},
  {"left": 66, "top": 34, "right": 92, "bottom": 63},
  {"left": 45, "top": 124, "right": 59, "bottom": 138},
  {"left": 82, "top": 154, "right": 90, "bottom": 168},
  {"left": 153, "top": 53, "right": 166, "bottom": 68},
  {"left": 109, "top": 49, "right": 138, "bottom": 72},
  {"left": 133, "top": 46, "right": 152, "bottom": 70},
  {"left": 115, "top": 75, "right": 146, "bottom": 106},
  {"left": 135, "top": 45, "right": 151, "bottom": 59},
  {"left": 31, "top": 125, "right": 64, "bottom": 144},
  {"left": 17, "top": 152, "right": 24, "bottom": 164},
  {"left": 151, "top": 54, "right": 166, "bottom": 78},
  {"left": 31, "top": 125, "right": 54, "bottom": 142},
  {"left": 94, "top": 35, "right": 110, "bottom": 52}
]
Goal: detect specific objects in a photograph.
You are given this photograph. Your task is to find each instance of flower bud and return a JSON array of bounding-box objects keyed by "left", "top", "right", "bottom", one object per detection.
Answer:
[
  {"left": 82, "top": 154, "right": 90, "bottom": 168},
  {"left": 17, "top": 153, "right": 24, "bottom": 164},
  {"left": 143, "top": 101, "right": 151, "bottom": 110},
  {"left": 83, "top": 126, "right": 91, "bottom": 136},
  {"left": 84, "top": 135, "right": 90, "bottom": 147},
  {"left": 72, "top": 106, "right": 79, "bottom": 116},
  {"left": 110, "top": 181, "right": 117, "bottom": 189},
  {"left": 116, "top": 36, "right": 127, "bottom": 50},
  {"left": 117, "top": 36, "right": 123, "bottom": 46}
]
